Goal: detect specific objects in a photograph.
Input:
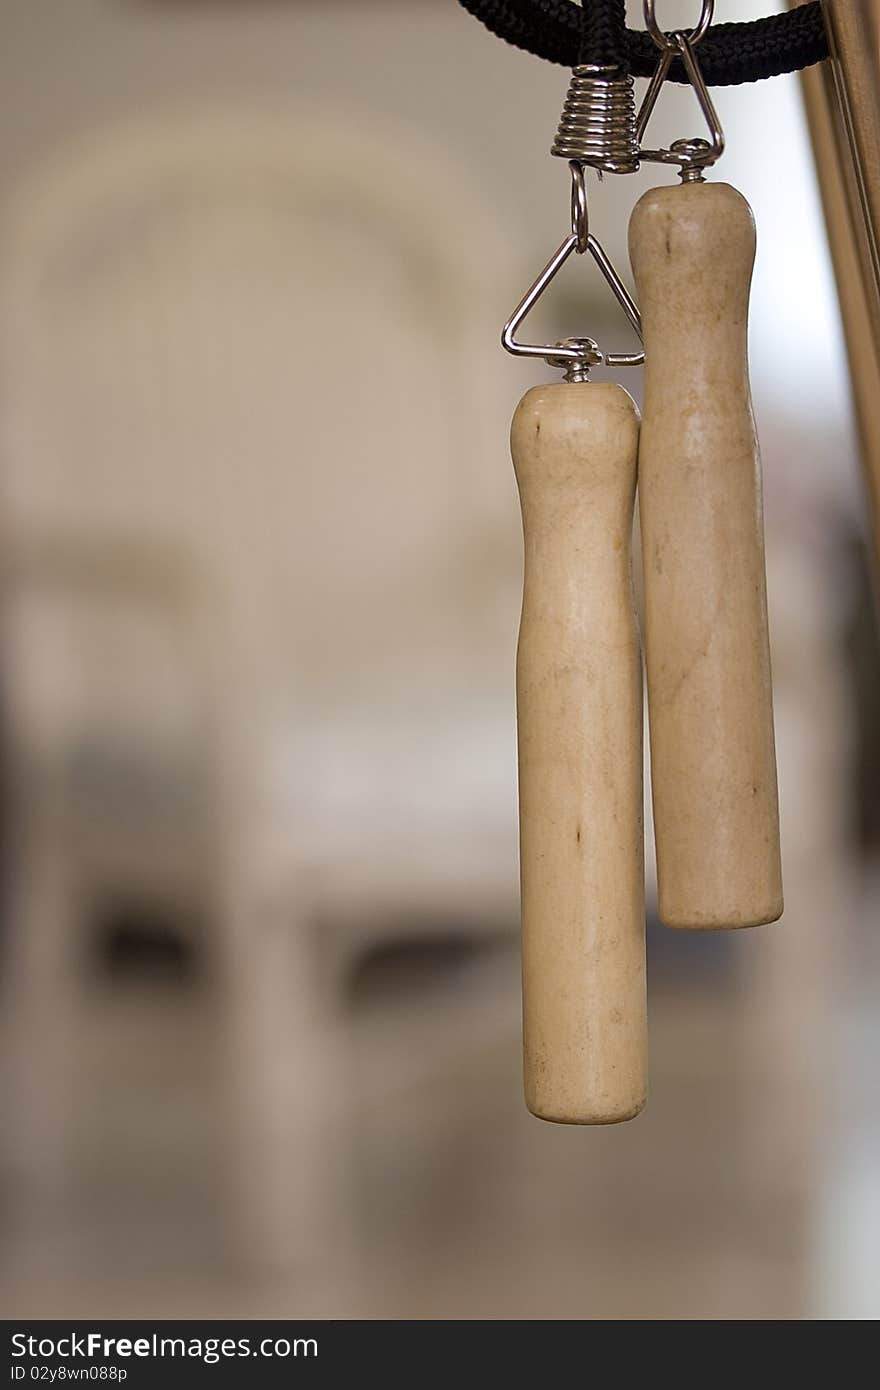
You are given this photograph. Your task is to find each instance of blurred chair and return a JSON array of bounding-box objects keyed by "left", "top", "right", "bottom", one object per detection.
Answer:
[{"left": 0, "top": 106, "right": 521, "bottom": 1269}]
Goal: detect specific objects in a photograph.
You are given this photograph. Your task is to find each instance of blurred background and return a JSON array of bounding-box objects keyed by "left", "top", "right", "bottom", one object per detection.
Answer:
[{"left": 0, "top": 0, "right": 877, "bottom": 1320}]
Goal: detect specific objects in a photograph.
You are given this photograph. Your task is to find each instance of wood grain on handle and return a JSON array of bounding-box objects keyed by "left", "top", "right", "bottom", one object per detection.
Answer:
[
  {"left": 511, "top": 382, "right": 647, "bottom": 1124},
  {"left": 629, "top": 182, "right": 783, "bottom": 930}
]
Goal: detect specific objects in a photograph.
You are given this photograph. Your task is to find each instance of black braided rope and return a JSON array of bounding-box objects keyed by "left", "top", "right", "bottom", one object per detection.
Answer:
[
  {"left": 577, "top": 0, "right": 627, "bottom": 67},
  {"left": 458, "top": 1, "right": 828, "bottom": 85}
]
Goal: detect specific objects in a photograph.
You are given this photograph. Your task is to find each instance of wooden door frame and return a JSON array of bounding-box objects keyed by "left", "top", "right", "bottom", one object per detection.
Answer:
[{"left": 793, "top": 0, "right": 880, "bottom": 551}]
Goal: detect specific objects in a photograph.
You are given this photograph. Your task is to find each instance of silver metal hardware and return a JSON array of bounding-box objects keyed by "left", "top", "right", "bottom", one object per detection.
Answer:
[
  {"left": 547, "top": 338, "right": 603, "bottom": 383},
  {"left": 570, "top": 160, "right": 589, "bottom": 253},
  {"left": 637, "top": 2, "right": 724, "bottom": 181},
  {"left": 552, "top": 64, "right": 640, "bottom": 174},
  {"left": 643, "top": 0, "right": 714, "bottom": 50},
  {"left": 670, "top": 137, "right": 712, "bottom": 183},
  {"left": 501, "top": 163, "right": 644, "bottom": 374}
]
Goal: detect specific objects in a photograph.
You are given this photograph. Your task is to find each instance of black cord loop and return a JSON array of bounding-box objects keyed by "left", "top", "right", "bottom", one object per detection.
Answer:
[
  {"left": 458, "top": 1, "right": 828, "bottom": 85},
  {"left": 577, "top": 0, "right": 627, "bottom": 69}
]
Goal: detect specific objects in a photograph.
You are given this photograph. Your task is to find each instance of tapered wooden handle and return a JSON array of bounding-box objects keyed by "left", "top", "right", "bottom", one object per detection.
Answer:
[
  {"left": 629, "top": 182, "right": 783, "bottom": 930},
  {"left": 511, "top": 382, "right": 647, "bottom": 1124}
]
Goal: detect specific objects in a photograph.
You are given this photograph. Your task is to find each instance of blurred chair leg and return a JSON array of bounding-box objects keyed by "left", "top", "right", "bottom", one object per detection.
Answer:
[
  {"left": 214, "top": 864, "right": 343, "bottom": 1278},
  {"left": 736, "top": 560, "right": 853, "bottom": 1309},
  {"left": 5, "top": 795, "right": 80, "bottom": 1260}
]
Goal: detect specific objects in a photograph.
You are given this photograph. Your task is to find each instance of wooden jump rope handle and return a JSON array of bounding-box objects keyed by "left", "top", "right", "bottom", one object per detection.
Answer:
[
  {"left": 511, "top": 383, "right": 647, "bottom": 1124},
  {"left": 629, "top": 183, "right": 783, "bottom": 930}
]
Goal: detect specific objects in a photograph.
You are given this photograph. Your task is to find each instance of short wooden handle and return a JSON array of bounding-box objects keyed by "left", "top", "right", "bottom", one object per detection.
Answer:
[
  {"left": 629, "top": 182, "right": 783, "bottom": 929},
  {"left": 511, "top": 382, "right": 647, "bottom": 1124}
]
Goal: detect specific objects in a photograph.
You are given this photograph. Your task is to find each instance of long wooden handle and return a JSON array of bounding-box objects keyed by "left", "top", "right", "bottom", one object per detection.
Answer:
[
  {"left": 629, "top": 182, "right": 783, "bottom": 930},
  {"left": 511, "top": 382, "right": 646, "bottom": 1124}
]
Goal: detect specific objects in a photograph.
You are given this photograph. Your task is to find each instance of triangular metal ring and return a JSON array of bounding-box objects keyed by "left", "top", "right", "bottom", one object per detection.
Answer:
[{"left": 501, "top": 231, "right": 644, "bottom": 370}]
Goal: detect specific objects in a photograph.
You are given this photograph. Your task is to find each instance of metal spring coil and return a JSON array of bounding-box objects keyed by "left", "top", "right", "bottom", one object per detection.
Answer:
[{"left": 551, "top": 65, "right": 639, "bottom": 174}]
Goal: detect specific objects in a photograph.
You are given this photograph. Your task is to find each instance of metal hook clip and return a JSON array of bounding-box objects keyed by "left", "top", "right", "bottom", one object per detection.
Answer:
[
  {"left": 501, "top": 163, "right": 644, "bottom": 378},
  {"left": 636, "top": 1, "right": 724, "bottom": 182},
  {"left": 643, "top": 0, "right": 714, "bottom": 50}
]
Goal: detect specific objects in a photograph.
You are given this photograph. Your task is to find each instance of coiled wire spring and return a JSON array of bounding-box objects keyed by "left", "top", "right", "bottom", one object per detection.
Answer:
[{"left": 551, "top": 64, "right": 639, "bottom": 174}]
